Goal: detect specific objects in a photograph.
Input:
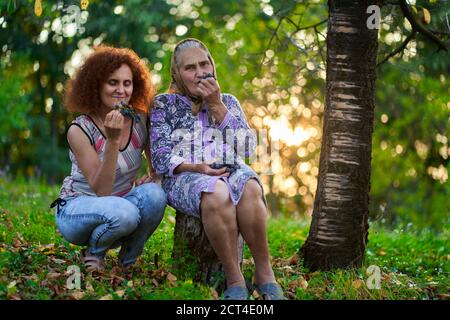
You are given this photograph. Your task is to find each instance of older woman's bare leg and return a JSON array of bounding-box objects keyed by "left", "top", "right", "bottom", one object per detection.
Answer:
[
  {"left": 236, "top": 179, "right": 276, "bottom": 285},
  {"left": 201, "top": 180, "right": 245, "bottom": 288}
]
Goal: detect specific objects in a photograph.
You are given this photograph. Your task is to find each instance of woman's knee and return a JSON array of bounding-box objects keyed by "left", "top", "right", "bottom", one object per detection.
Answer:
[
  {"left": 135, "top": 183, "right": 167, "bottom": 219},
  {"left": 201, "top": 180, "right": 232, "bottom": 213},
  {"left": 243, "top": 179, "right": 263, "bottom": 200},
  {"left": 108, "top": 199, "right": 141, "bottom": 234},
  {"left": 56, "top": 197, "right": 140, "bottom": 244}
]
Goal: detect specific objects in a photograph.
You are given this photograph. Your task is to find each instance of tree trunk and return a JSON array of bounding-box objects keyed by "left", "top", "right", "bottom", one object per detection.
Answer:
[
  {"left": 301, "top": 0, "right": 379, "bottom": 271},
  {"left": 172, "top": 211, "right": 244, "bottom": 291}
]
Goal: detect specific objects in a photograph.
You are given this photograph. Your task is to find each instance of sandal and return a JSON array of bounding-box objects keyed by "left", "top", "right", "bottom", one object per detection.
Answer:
[
  {"left": 222, "top": 285, "right": 249, "bottom": 300},
  {"left": 255, "top": 282, "right": 287, "bottom": 300},
  {"left": 80, "top": 249, "right": 104, "bottom": 273}
]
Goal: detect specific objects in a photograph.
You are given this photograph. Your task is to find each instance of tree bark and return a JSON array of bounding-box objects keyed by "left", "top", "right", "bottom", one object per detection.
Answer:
[
  {"left": 172, "top": 211, "right": 244, "bottom": 290},
  {"left": 301, "top": 0, "right": 379, "bottom": 271}
]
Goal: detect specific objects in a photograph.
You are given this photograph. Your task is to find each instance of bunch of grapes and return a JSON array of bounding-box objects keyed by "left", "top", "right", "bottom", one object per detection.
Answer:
[{"left": 114, "top": 100, "right": 140, "bottom": 123}]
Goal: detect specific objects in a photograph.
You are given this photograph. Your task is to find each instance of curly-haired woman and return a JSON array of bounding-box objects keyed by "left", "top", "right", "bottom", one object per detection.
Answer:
[{"left": 51, "top": 46, "right": 166, "bottom": 273}]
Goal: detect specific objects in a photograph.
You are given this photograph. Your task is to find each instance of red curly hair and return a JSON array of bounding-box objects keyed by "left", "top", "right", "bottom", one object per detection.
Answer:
[{"left": 64, "top": 46, "right": 154, "bottom": 114}]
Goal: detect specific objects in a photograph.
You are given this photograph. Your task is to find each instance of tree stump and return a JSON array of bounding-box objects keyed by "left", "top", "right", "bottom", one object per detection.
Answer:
[{"left": 172, "top": 211, "right": 244, "bottom": 290}]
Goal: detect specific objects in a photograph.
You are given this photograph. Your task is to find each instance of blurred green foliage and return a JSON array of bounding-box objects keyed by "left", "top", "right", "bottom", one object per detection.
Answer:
[{"left": 0, "top": 0, "right": 448, "bottom": 228}]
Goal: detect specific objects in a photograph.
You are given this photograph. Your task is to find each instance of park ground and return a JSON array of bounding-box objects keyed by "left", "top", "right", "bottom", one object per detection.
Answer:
[{"left": 0, "top": 177, "right": 448, "bottom": 300}]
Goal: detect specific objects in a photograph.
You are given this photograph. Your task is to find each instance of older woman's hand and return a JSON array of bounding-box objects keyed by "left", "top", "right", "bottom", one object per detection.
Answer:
[
  {"left": 197, "top": 78, "right": 228, "bottom": 123},
  {"left": 197, "top": 77, "right": 221, "bottom": 106},
  {"left": 195, "top": 163, "right": 230, "bottom": 177}
]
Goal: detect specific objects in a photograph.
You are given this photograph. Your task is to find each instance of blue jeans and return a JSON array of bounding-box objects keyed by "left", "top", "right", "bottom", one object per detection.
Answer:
[{"left": 55, "top": 183, "right": 167, "bottom": 266}]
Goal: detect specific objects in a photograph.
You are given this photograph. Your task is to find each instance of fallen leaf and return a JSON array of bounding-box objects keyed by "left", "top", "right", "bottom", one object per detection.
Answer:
[
  {"left": 7, "top": 281, "right": 17, "bottom": 299},
  {"left": 110, "top": 274, "right": 125, "bottom": 286},
  {"left": 167, "top": 272, "right": 177, "bottom": 286},
  {"left": 99, "top": 294, "right": 113, "bottom": 300},
  {"left": 280, "top": 265, "right": 295, "bottom": 275},
  {"left": 22, "top": 274, "right": 39, "bottom": 282},
  {"left": 289, "top": 254, "right": 300, "bottom": 265},
  {"left": 352, "top": 279, "right": 364, "bottom": 289},
  {"left": 114, "top": 290, "right": 125, "bottom": 298},
  {"left": 38, "top": 244, "right": 55, "bottom": 255},
  {"left": 290, "top": 276, "right": 308, "bottom": 291},
  {"left": 9, "top": 293, "right": 22, "bottom": 300},
  {"left": 51, "top": 285, "right": 64, "bottom": 296},
  {"left": 309, "top": 271, "right": 321, "bottom": 277},
  {"left": 13, "top": 239, "right": 23, "bottom": 248},
  {"left": 46, "top": 272, "right": 62, "bottom": 280},
  {"left": 70, "top": 291, "right": 85, "bottom": 300},
  {"left": 51, "top": 258, "right": 67, "bottom": 264},
  {"left": 286, "top": 292, "right": 296, "bottom": 300},
  {"left": 85, "top": 282, "right": 94, "bottom": 292},
  {"left": 7, "top": 281, "right": 17, "bottom": 289},
  {"left": 152, "top": 279, "right": 159, "bottom": 287}
]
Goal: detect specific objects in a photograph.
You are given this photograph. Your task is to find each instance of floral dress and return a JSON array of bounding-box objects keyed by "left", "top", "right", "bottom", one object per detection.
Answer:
[{"left": 150, "top": 93, "right": 266, "bottom": 217}]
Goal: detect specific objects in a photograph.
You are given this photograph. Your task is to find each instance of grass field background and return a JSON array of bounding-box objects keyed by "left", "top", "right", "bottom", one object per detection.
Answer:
[{"left": 0, "top": 177, "right": 448, "bottom": 300}]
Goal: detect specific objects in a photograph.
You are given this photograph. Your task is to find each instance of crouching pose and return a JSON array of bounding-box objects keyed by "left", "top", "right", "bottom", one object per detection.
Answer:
[{"left": 52, "top": 46, "right": 166, "bottom": 272}]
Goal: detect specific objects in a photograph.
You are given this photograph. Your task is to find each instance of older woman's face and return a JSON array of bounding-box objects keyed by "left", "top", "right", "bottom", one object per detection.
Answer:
[
  {"left": 177, "top": 47, "right": 213, "bottom": 97},
  {"left": 100, "top": 64, "right": 133, "bottom": 109}
]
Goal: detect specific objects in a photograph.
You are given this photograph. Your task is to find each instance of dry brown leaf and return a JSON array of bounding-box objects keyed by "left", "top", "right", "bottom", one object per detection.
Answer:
[
  {"left": 51, "top": 258, "right": 66, "bottom": 264},
  {"left": 99, "top": 294, "right": 113, "bottom": 300},
  {"left": 85, "top": 282, "right": 94, "bottom": 292},
  {"left": 167, "top": 272, "right": 177, "bottom": 286},
  {"left": 7, "top": 281, "right": 17, "bottom": 289},
  {"left": 114, "top": 290, "right": 125, "bottom": 298},
  {"left": 70, "top": 291, "right": 85, "bottom": 300},
  {"left": 38, "top": 244, "right": 55, "bottom": 255},
  {"left": 51, "top": 285, "right": 63, "bottom": 296},
  {"left": 9, "top": 293, "right": 22, "bottom": 300},
  {"left": 289, "top": 254, "right": 300, "bottom": 265},
  {"left": 352, "top": 279, "right": 364, "bottom": 289},
  {"left": 290, "top": 276, "right": 308, "bottom": 291},
  {"left": 152, "top": 279, "right": 159, "bottom": 287},
  {"left": 46, "top": 272, "right": 62, "bottom": 280},
  {"left": 286, "top": 292, "right": 296, "bottom": 300}
]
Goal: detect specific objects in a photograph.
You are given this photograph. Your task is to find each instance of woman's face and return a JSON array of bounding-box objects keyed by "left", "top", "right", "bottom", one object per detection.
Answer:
[
  {"left": 177, "top": 47, "right": 214, "bottom": 97},
  {"left": 100, "top": 64, "right": 133, "bottom": 109}
]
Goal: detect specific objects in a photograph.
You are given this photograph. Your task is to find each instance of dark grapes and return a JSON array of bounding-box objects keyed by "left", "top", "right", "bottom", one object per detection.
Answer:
[{"left": 114, "top": 101, "right": 140, "bottom": 123}]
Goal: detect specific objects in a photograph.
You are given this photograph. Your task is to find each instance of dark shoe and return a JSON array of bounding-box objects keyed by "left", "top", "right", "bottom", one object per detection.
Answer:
[
  {"left": 222, "top": 285, "right": 249, "bottom": 300},
  {"left": 255, "top": 282, "right": 287, "bottom": 300}
]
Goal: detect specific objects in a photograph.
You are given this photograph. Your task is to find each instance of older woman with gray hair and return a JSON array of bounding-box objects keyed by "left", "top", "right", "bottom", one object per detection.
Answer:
[{"left": 150, "top": 38, "right": 286, "bottom": 300}]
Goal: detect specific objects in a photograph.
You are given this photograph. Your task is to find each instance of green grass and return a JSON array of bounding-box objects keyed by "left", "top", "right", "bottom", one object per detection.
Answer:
[{"left": 0, "top": 177, "right": 448, "bottom": 300}]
